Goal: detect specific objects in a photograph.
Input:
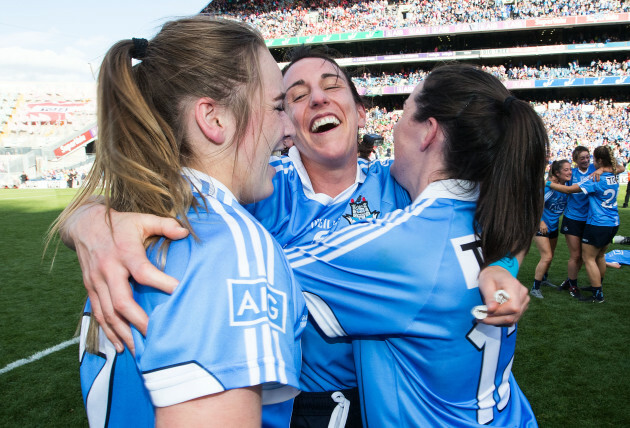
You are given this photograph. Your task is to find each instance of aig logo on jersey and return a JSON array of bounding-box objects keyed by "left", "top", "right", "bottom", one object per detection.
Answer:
[{"left": 228, "top": 278, "right": 287, "bottom": 333}]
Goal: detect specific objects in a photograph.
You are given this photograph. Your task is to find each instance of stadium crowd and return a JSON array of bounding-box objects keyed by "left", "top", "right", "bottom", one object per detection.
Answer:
[
  {"left": 352, "top": 58, "right": 630, "bottom": 89},
  {"left": 361, "top": 99, "right": 630, "bottom": 164},
  {"left": 204, "top": 0, "right": 630, "bottom": 39}
]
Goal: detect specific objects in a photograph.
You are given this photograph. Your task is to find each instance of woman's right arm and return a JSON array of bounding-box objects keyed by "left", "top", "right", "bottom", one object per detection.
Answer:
[
  {"left": 60, "top": 202, "right": 189, "bottom": 353},
  {"left": 548, "top": 182, "right": 581, "bottom": 194}
]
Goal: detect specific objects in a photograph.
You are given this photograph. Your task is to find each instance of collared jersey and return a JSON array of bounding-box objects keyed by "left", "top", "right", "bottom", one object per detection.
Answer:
[
  {"left": 79, "top": 169, "right": 308, "bottom": 428},
  {"left": 578, "top": 172, "right": 620, "bottom": 226},
  {"left": 541, "top": 183, "right": 568, "bottom": 232},
  {"left": 247, "top": 147, "right": 411, "bottom": 392},
  {"left": 285, "top": 180, "right": 537, "bottom": 427},
  {"left": 564, "top": 164, "right": 596, "bottom": 221}
]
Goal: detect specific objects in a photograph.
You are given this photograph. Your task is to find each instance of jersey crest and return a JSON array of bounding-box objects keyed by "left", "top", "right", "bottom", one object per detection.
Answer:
[{"left": 342, "top": 195, "right": 380, "bottom": 224}]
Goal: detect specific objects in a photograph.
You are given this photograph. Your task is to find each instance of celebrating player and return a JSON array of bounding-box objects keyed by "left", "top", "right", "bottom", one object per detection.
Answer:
[
  {"left": 530, "top": 160, "right": 571, "bottom": 299},
  {"left": 50, "top": 17, "right": 306, "bottom": 427},
  {"left": 58, "top": 48, "right": 529, "bottom": 427},
  {"left": 285, "top": 63, "right": 546, "bottom": 426},
  {"left": 557, "top": 146, "right": 623, "bottom": 297},
  {"left": 550, "top": 146, "right": 620, "bottom": 302}
]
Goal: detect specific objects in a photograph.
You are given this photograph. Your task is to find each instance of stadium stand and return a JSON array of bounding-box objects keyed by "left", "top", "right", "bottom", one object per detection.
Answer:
[
  {"left": 2, "top": 0, "right": 629, "bottom": 186},
  {"left": 203, "top": 0, "right": 630, "bottom": 40},
  {"left": 0, "top": 82, "right": 96, "bottom": 187}
]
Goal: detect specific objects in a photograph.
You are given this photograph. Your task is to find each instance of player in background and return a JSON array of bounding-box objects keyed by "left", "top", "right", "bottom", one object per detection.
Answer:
[
  {"left": 557, "top": 146, "right": 622, "bottom": 298},
  {"left": 530, "top": 160, "right": 571, "bottom": 299},
  {"left": 550, "top": 146, "right": 620, "bottom": 303},
  {"left": 48, "top": 17, "right": 306, "bottom": 427},
  {"left": 604, "top": 249, "right": 630, "bottom": 268},
  {"left": 285, "top": 64, "right": 546, "bottom": 426},
  {"left": 58, "top": 48, "right": 530, "bottom": 428},
  {"left": 622, "top": 163, "right": 630, "bottom": 208}
]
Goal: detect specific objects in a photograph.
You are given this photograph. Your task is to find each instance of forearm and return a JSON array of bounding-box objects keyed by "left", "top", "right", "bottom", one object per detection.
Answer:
[{"left": 548, "top": 182, "right": 580, "bottom": 194}]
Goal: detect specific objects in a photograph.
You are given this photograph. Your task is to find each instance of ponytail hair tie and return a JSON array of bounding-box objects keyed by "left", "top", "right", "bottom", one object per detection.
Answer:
[
  {"left": 503, "top": 96, "right": 517, "bottom": 114},
  {"left": 131, "top": 38, "right": 149, "bottom": 60}
]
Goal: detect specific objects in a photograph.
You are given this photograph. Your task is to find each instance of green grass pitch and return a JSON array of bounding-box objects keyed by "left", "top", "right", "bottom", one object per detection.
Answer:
[{"left": 1, "top": 186, "right": 629, "bottom": 426}]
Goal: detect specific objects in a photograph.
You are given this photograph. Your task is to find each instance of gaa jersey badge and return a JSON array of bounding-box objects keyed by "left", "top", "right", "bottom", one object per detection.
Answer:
[{"left": 342, "top": 195, "right": 380, "bottom": 224}]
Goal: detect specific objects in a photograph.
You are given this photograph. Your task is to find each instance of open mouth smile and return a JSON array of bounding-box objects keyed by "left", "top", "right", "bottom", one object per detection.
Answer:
[{"left": 310, "top": 115, "right": 340, "bottom": 133}]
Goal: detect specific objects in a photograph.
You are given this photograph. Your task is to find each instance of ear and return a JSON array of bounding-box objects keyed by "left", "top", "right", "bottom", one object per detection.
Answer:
[
  {"left": 195, "top": 97, "right": 230, "bottom": 145},
  {"left": 356, "top": 103, "right": 367, "bottom": 128},
  {"left": 419, "top": 117, "right": 443, "bottom": 152}
]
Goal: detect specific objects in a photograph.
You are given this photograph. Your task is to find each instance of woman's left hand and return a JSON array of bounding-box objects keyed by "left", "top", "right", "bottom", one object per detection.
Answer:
[{"left": 477, "top": 266, "right": 529, "bottom": 326}]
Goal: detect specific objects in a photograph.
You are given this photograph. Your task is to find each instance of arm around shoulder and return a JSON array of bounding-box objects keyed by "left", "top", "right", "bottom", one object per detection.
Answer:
[{"left": 548, "top": 181, "right": 581, "bottom": 194}]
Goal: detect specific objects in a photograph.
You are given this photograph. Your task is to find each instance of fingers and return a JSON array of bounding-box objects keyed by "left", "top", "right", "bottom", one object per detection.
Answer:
[
  {"left": 71, "top": 209, "right": 180, "bottom": 354},
  {"left": 478, "top": 266, "right": 529, "bottom": 327},
  {"left": 78, "top": 245, "right": 138, "bottom": 353},
  {"left": 111, "top": 213, "right": 185, "bottom": 294},
  {"left": 87, "top": 290, "right": 125, "bottom": 353},
  {"left": 125, "top": 259, "right": 179, "bottom": 295},
  {"left": 137, "top": 215, "right": 189, "bottom": 242}
]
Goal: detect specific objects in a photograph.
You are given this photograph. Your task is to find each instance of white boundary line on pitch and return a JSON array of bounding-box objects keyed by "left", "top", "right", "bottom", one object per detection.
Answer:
[{"left": 0, "top": 337, "right": 79, "bottom": 375}]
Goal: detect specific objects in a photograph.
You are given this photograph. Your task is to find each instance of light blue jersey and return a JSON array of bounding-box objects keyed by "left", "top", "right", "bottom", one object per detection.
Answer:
[
  {"left": 564, "top": 164, "right": 596, "bottom": 221},
  {"left": 285, "top": 180, "right": 537, "bottom": 427},
  {"left": 541, "top": 183, "right": 568, "bottom": 232},
  {"left": 248, "top": 147, "right": 411, "bottom": 392},
  {"left": 579, "top": 172, "right": 620, "bottom": 226},
  {"left": 605, "top": 249, "right": 630, "bottom": 266},
  {"left": 80, "top": 169, "right": 308, "bottom": 428}
]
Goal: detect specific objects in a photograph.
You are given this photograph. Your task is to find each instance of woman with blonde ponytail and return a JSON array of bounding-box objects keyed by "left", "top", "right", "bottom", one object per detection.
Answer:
[
  {"left": 551, "top": 145, "right": 620, "bottom": 303},
  {"left": 51, "top": 16, "right": 306, "bottom": 427}
]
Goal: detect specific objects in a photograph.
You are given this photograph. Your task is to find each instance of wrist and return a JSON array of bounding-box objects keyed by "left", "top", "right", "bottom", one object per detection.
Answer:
[
  {"left": 61, "top": 200, "right": 107, "bottom": 249},
  {"left": 488, "top": 256, "right": 519, "bottom": 278}
]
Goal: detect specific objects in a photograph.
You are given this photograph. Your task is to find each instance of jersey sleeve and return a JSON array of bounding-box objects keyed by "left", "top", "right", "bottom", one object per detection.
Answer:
[
  {"left": 132, "top": 212, "right": 303, "bottom": 408},
  {"left": 578, "top": 176, "right": 596, "bottom": 194},
  {"left": 285, "top": 201, "right": 451, "bottom": 338},
  {"left": 543, "top": 184, "right": 553, "bottom": 202}
]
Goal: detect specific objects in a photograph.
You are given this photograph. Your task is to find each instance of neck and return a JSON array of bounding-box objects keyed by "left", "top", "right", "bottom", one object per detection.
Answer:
[{"left": 302, "top": 156, "right": 358, "bottom": 197}]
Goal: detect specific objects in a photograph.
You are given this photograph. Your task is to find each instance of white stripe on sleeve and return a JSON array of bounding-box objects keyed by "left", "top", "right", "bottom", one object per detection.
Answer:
[
  {"left": 143, "top": 362, "right": 224, "bottom": 407},
  {"left": 244, "top": 327, "right": 260, "bottom": 385},
  {"left": 208, "top": 198, "right": 250, "bottom": 277},
  {"left": 261, "top": 323, "right": 276, "bottom": 382}
]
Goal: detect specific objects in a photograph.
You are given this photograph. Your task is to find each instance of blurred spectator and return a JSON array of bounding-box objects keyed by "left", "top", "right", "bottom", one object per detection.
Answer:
[{"left": 362, "top": 100, "right": 630, "bottom": 161}]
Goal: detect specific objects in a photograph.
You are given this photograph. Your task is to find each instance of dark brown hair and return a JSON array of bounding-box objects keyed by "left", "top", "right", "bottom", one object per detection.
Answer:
[
  {"left": 413, "top": 63, "right": 549, "bottom": 266},
  {"left": 572, "top": 145, "right": 590, "bottom": 163}
]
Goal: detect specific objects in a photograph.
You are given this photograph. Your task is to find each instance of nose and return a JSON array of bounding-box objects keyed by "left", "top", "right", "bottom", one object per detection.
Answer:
[
  {"left": 309, "top": 86, "right": 329, "bottom": 107},
  {"left": 281, "top": 111, "right": 296, "bottom": 140}
]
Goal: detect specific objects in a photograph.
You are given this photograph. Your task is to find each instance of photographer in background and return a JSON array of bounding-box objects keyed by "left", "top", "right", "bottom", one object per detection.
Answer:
[{"left": 358, "top": 133, "right": 383, "bottom": 161}]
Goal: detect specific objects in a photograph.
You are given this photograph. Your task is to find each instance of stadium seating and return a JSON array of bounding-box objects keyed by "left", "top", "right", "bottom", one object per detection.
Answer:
[{"left": 3, "top": 0, "right": 629, "bottom": 186}]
